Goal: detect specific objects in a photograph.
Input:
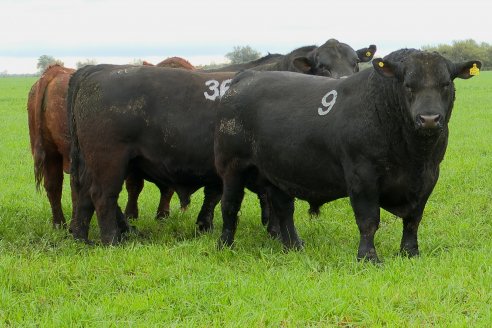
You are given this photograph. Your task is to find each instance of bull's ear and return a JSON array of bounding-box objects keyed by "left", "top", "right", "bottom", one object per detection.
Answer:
[
  {"left": 292, "top": 56, "right": 315, "bottom": 74},
  {"left": 357, "top": 44, "right": 377, "bottom": 62},
  {"left": 451, "top": 60, "right": 482, "bottom": 79},
  {"left": 372, "top": 58, "right": 398, "bottom": 78}
]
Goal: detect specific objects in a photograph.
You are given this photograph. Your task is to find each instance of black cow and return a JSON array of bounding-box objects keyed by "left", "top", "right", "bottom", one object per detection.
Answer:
[
  {"left": 214, "top": 49, "right": 481, "bottom": 262},
  {"left": 205, "top": 39, "right": 376, "bottom": 78},
  {"left": 68, "top": 65, "right": 236, "bottom": 244}
]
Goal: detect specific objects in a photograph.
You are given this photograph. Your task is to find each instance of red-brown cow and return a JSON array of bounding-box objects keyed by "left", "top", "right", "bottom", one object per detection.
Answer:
[
  {"left": 142, "top": 57, "right": 196, "bottom": 70},
  {"left": 27, "top": 65, "right": 75, "bottom": 228},
  {"left": 157, "top": 57, "right": 195, "bottom": 70},
  {"left": 27, "top": 65, "right": 179, "bottom": 228}
]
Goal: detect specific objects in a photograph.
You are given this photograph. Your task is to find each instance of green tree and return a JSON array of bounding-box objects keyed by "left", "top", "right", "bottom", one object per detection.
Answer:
[
  {"left": 225, "top": 45, "right": 261, "bottom": 64},
  {"left": 422, "top": 39, "right": 490, "bottom": 69},
  {"left": 37, "top": 55, "right": 64, "bottom": 74},
  {"left": 129, "top": 58, "right": 144, "bottom": 65},
  {"left": 76, "top": 58, "right": 98, "bottom": 69}
]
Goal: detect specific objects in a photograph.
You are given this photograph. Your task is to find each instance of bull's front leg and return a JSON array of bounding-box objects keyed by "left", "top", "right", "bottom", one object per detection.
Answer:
[
  {"left": 69, "top": 181, "right": 94, "bottom": 243},
  {"left": 266, "top": 185, "right": 303, "bottom": 250},
  {"left": 400, "top": 213, "right": 423, "bottom": 257},
  {"left": 124, "top": 172, "right": 144, "bottom": 219},
  {"left": 155, "top": 185, "right": 174, "bottom": 219},
  {"left": 218, "top": 172, "right": 245, "bottom": 248}
]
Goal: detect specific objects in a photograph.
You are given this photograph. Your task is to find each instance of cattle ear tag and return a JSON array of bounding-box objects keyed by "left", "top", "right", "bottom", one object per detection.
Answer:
[
  {"left": 378, "top": 61, "right": 385, "bottom": 68},
  {"left": 366, "top": 51, "right": 372, "bottom": 57},
  {"left": 470, "top": 63, "right": 480, "bottom": 76}
]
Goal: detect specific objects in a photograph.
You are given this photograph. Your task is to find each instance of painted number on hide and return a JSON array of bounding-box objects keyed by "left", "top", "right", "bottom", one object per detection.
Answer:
[
  {"left": 204, "top": 79, "right": 232, "bottom": 101},
  {"left": 318, "top": 90, "right": 338, "bottom": 116}
]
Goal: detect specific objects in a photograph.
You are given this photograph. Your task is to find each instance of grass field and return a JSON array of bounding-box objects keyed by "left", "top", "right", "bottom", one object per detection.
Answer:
[{"left": 0, "top": 72, "right": 491, "bottom": 327}]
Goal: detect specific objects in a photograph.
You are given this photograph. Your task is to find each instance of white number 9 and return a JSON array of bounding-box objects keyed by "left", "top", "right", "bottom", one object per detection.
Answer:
[{"left": 318, "top": 90, "right": 338, "bottom": 116}]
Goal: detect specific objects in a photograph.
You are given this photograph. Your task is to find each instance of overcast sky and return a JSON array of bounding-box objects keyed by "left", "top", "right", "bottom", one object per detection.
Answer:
[{"left": 1, "top": 0, "right": 491, "bottom": 74}]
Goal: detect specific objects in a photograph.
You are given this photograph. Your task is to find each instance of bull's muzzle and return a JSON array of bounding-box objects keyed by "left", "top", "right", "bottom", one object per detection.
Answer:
[{"left": 416, "top": 114, "right": 442, "bottom": 129}]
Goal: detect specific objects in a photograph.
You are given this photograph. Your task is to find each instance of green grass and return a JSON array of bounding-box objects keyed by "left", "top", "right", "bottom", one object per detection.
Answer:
[{"left": 0, "top": 73, "right": 491, "bottom": 327}]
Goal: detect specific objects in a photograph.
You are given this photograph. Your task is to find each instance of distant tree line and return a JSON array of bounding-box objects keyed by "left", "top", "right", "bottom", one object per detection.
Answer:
[
  {"left": 422, "top": 39, "right": 491, "bottom": 70},
  {"left": 30, "top": 40, "right": 491, "bottom": 76},
  {"left": 35, "top": 56, "right": 144, "bottom": 75},
  {"left": 197, "top": 45, "right": 261, "bottom": 70}
]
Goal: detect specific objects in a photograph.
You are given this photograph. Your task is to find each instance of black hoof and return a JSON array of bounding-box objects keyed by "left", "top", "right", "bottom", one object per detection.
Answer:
[
  {"left": 71, "top": 228, "right": 89, "bottom": 243},
  {"left": 72, "top": 233, "right": 93, "bottom": 245},
  {"left": 198, "top": 222, "right": 214, "bottom": 233},
  {"left": 124, "top": 210, "right": 138, "bottom": 220},
  {"left": 100, "top": 231, "right": 123, "bottom": 246},
  {"left": 125, "top": 225, "right": 138, "bottom": 235},
  {"left": 53, "top": 221, "right": 67, "bottom": 230},
  {"left": 282, "top": 238, "right": 304, "bottom": 251},
  {"left": 357, "top": 249, "right": 381, "bottom": 263},
  {"left": 155, "top": 210, "right": 170, "bottom": 220},
  {"left": 400, "top": 247, "right": 420, "bottom": 258},
  {"left": 308, "top": 206, "right": 320, "bottom": 217},
  {"left": 267, "top": 224, "right": 281, "bottom": 239},
  {"left": 217, "top": 230, "right": 234, "bottom": 249}
]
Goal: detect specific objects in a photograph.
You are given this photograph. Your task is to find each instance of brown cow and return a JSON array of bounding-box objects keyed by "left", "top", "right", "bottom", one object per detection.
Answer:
[
  {"left": 27, "top": 65, "right": 75, "bottom": 228},
  {"left": 27, "top": 65, "right": 180, "bottom": 228},
  {"left": 142, "top": 57, "right": 195, "bottom": 70},
  {"left": 156, "top": 57, "right": 195, "bottom": 70}
]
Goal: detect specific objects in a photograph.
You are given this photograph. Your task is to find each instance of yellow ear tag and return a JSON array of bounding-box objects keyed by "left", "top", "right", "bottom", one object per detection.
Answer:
[
  {"left": 366, "top": 51, "right": 372, "bottom": 57},
  {"left": 470, "top": 63, "right": 480, "bottom": 76},
  {"left": 378, "top": 61, "right": 385, "bottom": 68}
]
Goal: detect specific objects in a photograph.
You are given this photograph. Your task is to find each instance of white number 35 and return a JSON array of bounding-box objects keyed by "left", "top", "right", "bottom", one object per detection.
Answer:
[
  {"left": 318, "top": 90, "right": 338, "bottom": 116},
  {"left": 204, "top": 79, "right": 232, "bottom": 101}
]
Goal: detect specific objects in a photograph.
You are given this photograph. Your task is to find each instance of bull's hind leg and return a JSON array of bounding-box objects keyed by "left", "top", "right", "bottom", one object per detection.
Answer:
[
  {"left": 91, "top": 186, "right": 128, "bottom": 245},
  {"left": 124, "top": 172, "right": 144, "bottom": 219},
  {"left": 70, "top": 179, "right": 95, "bottom": 243},
  {"left": 43, "top": 154, "right": 66, "bottom": 228},
  {"left": 196, "top": 184, "right": 222, "bottom": 232},
  {"left": 218, "top": 172, "right": 245, "bottom": 248},
  {"left": 90, "top": 153, "right": 129, "bottom": 245},
  {"left": 266, "top": 185, "right": 303, "bottom": 250}
]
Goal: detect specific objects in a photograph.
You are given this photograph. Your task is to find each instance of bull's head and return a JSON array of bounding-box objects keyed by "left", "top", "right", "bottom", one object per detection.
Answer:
[
  {"left": 293, "top": 39, "right": 377, "bottom": 78},
  {"left": 373, "top": 52, "right": 481, "bottom": 133}
]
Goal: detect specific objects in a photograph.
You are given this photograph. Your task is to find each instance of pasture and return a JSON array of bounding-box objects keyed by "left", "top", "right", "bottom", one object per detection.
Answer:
[{"left": 0, "top": 73, "right": 491, "bottom": 326}]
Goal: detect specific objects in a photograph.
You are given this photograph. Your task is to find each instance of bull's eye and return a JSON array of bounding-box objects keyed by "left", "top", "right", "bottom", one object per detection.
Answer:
[
  {"left": 404, "top": 83, "right": 414, "bottom": 94},
  {"left": 441, "top": 81, "right": 451, "bottom": 89},
  {"left": 353, "top": 60, "right": 360, "bottom": 72}
]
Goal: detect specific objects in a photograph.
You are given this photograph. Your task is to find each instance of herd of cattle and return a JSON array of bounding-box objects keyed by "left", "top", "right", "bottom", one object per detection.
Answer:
[{"left": 27, "top": 38, "right": 482, "bottom": 262}]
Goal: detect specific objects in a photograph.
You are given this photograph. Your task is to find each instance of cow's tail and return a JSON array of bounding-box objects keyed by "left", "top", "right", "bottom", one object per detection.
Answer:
[
  {"left": 67, "top": 67, "right": 85, "bottom": 193},
  {"left": 27, "top": 65, "right": 61, "bottom": 191}
]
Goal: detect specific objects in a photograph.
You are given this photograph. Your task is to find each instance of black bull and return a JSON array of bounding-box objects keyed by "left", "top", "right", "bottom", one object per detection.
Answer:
[
  {"left": 67, "top": 40, "right": 377, "bottom": 245},
  {"left": 214, "top": 49, "right": 481, "bottom": 262},
  {"left": 68, "top": 65, "right": 236, "bottom": 244}
]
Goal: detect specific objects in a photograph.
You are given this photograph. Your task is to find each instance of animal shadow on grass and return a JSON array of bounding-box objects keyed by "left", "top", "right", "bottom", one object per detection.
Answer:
[{"left": 123, "top": 211, "right": 211, "bottom": 245}]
